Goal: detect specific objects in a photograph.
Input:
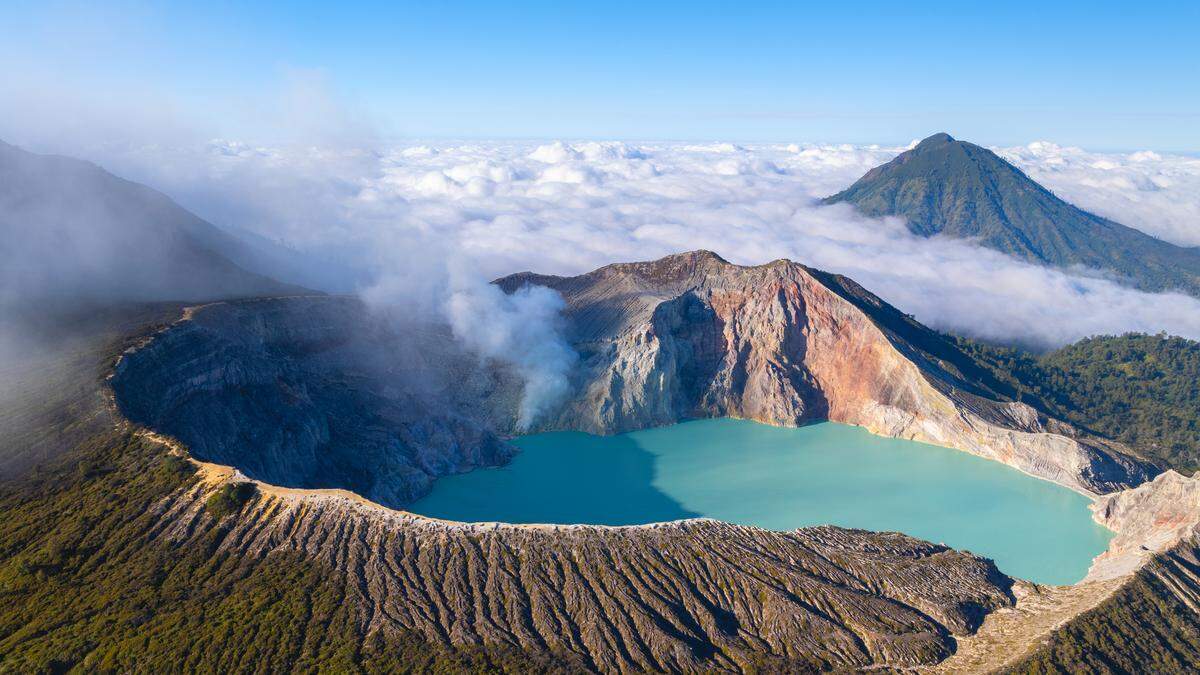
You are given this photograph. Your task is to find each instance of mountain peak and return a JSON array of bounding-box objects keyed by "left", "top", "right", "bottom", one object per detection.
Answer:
[
  {"left": 824, "top": 135, "right": 1200, "bottom": 296},
  {"left": 915, "top": 132, "right": 956, "bottom": 149},
  {"left": 601, "top": 249, "right": 732, "bottom": 285},
  {"left": 661, "top": 249, "right": 730, "bottom": 265}
]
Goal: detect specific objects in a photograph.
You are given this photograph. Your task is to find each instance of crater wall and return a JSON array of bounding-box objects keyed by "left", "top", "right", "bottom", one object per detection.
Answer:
[{"left": 112, "top": 297, "right": 520, "bottom": 507}]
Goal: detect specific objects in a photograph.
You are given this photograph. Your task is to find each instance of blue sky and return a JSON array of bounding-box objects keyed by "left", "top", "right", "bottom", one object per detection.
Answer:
[{"left": 3, "top": 1, "right": 1198, "bottom": 150}]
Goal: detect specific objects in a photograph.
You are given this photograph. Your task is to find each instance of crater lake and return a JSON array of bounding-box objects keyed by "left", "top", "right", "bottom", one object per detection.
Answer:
[{"left": 410, "top": 418, "right": 1112, "bottom": 584}]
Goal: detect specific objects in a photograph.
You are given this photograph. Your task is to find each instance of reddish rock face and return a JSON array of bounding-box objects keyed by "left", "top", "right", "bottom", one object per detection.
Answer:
[{"left": 504, "top": 250, "right": 1154, "bottom": 495}]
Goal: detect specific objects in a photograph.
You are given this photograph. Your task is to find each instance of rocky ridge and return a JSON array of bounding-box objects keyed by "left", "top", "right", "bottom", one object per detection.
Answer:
[
  {"left": 1087, "top": 469, "right": 1200, "bottom": 581},
  {"left": 505, "top": 251, "right": 1153, "bottom": 495},
  {"left": 154, "top": 459, "right": 1016, "bottom": 673},
  {"left": 138, "top": 431, "right": 1200, "bottom": 674}
]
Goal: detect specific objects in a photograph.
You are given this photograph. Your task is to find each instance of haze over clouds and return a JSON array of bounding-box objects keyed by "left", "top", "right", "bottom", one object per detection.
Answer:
[{"left": 71, "top": 137, "right": 1200, "bottom": 349}]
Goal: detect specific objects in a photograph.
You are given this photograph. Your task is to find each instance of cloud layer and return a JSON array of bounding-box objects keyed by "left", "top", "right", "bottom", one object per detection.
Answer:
[
  {"left": 1000, "top": 141, "right": 1200, "bottom": 247},
  {"left": 87, "top": 138, "right": 1200, "bottom": 349}
]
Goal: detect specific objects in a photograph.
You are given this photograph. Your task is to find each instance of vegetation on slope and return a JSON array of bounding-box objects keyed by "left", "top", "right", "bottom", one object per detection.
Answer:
[
  {"left": 0, "top": 432, "right": 580, "bottom": 674},
  {"left": 1006, "top": 552, "right": 1200, "bottom": 674},
  {"left": 0, "top": 302, "right": 179, "bottom": 478},
  {"left": 204, "top": 481, "right": 257, "bottom": 520},
  {"left": 957, "top": 333, "right": 1200, "bottom": 473}
]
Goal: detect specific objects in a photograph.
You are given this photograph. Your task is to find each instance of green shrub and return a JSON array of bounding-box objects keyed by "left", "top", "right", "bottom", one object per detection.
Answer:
[
  {"left": 204, "top": 482, "right": 257, "bottom": 520},
  {"left": 158, "top": 454, "right": 194, "bottom": 480}
]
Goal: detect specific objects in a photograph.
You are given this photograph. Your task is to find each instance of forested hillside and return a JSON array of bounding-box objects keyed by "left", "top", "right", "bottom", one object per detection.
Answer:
[{"left": 957, "top": 333, "right": 1200, "bottom": 472}]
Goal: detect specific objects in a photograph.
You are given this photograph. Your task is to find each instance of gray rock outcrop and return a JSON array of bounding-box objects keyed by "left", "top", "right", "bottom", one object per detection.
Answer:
[{"left": 112, "top": 297, "right": 521, "bottom": 507}]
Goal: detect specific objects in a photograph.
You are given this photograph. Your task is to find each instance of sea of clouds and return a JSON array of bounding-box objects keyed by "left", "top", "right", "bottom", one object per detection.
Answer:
[
  {"left": 98, "top": 137, "right": 1200, "bottom": 351},
  {"left": 1000, "top": 142, "right": 1200, "bottom": 248}
]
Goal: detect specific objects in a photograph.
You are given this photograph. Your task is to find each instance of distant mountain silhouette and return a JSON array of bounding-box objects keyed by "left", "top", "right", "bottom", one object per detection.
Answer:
[
  {"left": 825, "top": 132, "right": 1200, "bottom": 296},
  {"left": 0, "top": 139, "right": 305, "bottom": 311}
]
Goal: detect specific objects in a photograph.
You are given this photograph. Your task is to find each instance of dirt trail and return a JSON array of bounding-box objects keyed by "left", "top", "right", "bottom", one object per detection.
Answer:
[{"left": 927, "top": 577, "right": 1127, "bottom": 673}]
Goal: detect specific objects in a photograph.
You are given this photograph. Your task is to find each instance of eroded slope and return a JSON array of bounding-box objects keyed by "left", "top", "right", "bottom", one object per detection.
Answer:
[{"left": 154, "top": 468, "right": 1016, "bottom": 673}]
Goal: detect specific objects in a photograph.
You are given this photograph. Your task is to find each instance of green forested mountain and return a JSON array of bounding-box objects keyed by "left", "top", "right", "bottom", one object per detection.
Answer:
[
  {"left": 958, "top": 333, "right": 1200, "bottom": 473},
  {"left": 824, "top": 133, "right": 1200, "bottom": 296}
]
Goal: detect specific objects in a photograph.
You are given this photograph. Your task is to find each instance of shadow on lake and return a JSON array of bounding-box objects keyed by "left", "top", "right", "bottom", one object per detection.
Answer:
[{"left": 409, "top": 430, "right": 701, "bottom": 525}]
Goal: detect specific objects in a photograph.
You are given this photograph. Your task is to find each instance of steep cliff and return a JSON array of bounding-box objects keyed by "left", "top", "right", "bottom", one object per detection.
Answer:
[
  {"left": 111, "top": 297, "right": 522, "bottom": 508},
  {"left": 503, "top": 251, "right": 1153, "bottom": 495},
  {"left": 1087, "top": 470, "right": 1200, "bottom": 580}
]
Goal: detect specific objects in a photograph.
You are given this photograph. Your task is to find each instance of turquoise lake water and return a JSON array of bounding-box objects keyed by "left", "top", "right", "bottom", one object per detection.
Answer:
[{"left": 409, "top": 418, "right": 1113, "bottom": 585}]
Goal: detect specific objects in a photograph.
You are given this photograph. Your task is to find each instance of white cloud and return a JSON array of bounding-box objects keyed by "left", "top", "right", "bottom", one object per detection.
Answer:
[
  {"left": 998, "top": 141, "right": 1200, "bottom": 247},
  {"left": 80, "top": 138, "right": 1200, "bottom": 349}
]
